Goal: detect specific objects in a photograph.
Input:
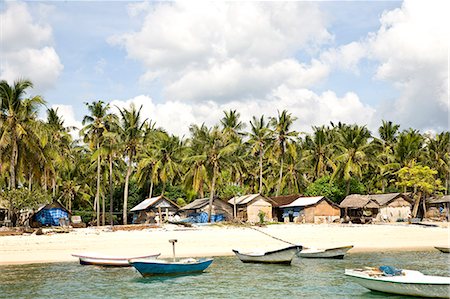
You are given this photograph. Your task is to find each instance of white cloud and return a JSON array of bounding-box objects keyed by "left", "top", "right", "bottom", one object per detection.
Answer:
[
  {"left": 109, "top": 89, "right": 375, "bottom": 138},
  {"left": 321, "top": 0, "right": 450, "bottom": 132},
  {"left": 51, "top": 104, "right": 82, "bottom": 139},
  {"left": 0, "top": 2, "right": 63, "bottom": 91},
  {"left": 111, "top": 1, "right": 332, "bottom": 103}
]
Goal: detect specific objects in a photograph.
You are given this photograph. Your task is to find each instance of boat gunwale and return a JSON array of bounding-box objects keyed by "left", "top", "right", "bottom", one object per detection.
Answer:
[
  {"left": 232, "top": 245, "right": 302, "bottom": 257},
  {"left": 72, "top": 253, "right": 160, "bottom": 261},
  {"left": 130, "top": 258, "right": 214, "bottom": 266},
  {"left": 345, "top": 270, "right": 450, "bottom": 285}
]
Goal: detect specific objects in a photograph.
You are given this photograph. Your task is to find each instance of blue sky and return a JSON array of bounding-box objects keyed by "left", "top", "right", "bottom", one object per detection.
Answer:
[{"left": 0, "top": 1, "right": 448, "bottom": 136}]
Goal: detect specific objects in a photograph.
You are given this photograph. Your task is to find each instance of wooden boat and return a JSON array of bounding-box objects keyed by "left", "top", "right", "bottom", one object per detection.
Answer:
[
  {"left": 298, "top": 245, "right": 353, "bottom": 259},
  {"left": 435, "top": 246, "right": 450, "bottom": 253},
  {"left": 345, "top": 267, "right": 450, "bottom": 298},
  {"left": 72, "top": 253, "right": 161, "bottom": 267},
  {"left": 129, "top": 258, "right": 214, "bottom": 277},
  {"left": 232, "top": 245, "right": 302, "bottom": 264}
]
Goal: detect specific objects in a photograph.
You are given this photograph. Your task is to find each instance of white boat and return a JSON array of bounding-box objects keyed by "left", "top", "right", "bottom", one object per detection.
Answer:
[
  {"left": 232, "top": 245, "right": 302, "bottom": 264},
  {"left": 72, "top": 253, "right": 161, "bottom": 267},
  {"left": 435, "top": 246, "right": 450, "bottom": 253},
  {"left": 345, "top": 268, "right": 450, "bottom": 298},
  {"left": 298, "top": 245, "right": 353, "bottom": 259}
]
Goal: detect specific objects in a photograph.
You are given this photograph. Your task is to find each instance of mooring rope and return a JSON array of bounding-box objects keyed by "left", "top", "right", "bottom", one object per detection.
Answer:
[{"left": 237, "top": 220, "right": 299, "bottom": 246}]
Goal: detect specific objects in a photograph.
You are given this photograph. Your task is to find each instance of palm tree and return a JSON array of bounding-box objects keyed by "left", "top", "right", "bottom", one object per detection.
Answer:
[
  {"left": 81, "top": 101, "right": 113, "bottom": 226},
  {"left": 426, "top": 132, "right": 450, "bottom": 194},
  {"left": 332, "top": 124, "right": 372, "bottom": 195},
  {"left": 220, "top": 109, "right": 246, "bottom": 141},
  {"left": 303, "top": 126, "right": 334, "bottom": 181},
  {"left": 246, "top": 115, "right": 272, "bottom": 193},
  {"left": 118, "top": 104, "right": 146, "bottom": 225},
  {"left": 395, "top": 129, "right": 424, "bottom": 167},
  {"left": 269, "top": 110, "right": 298, "bottom": 196},
  {"left": 0, "top": 79, "right": 45, "bottom": 190}
]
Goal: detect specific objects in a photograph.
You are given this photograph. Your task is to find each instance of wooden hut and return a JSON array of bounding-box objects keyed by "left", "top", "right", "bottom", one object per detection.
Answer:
[
  {"left": 279, "top": 196, "right": 340, "bottom": 223},
  {"left": 179, "top": 198, "right": 233, "bottom": 223},
  {"left": 426, "top": 195, "right": 450, "bottom": 221},
  {"left": 369, "top": 193, "right": 413, "bottom": 222},
  {"left": 340, "top": 195, "right": 380, "bottom": 223},
  {"left": 340, "top": 193, "right": 412, "bottom": 223},
  {"left": 228, "top": 193, "right": 274, "bottom": 223},
  {"left": 0, "top": 198, "right": 8, "bottom": 226},
  {"left": 130, "top": 195, "right": 179, "bottom": 224},
  {"left": 269, "top": 194, "right": 302, "bottom": 222}
]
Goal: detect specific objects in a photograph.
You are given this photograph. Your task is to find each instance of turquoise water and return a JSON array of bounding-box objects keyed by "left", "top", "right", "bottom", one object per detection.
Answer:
[{"left": 0, "top": 251, "right": 449, "bottom": 298}]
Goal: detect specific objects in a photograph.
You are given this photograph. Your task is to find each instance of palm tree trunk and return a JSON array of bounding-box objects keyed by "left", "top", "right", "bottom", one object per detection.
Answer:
[
  {"left": 412, "top": 191, "right": 422, "bottom": 218},
  {"left": 123, "top": 155, "right": 133, "bottom": 225},
  {"left": 276, "top": 156, "right": 284, "bottom": 196},
  {"left": 109, "top": 156, "right": 114, "bottom": 226},
  {"left": 148, "top": 179, "right": 153, "bottom": 198},
  {"left": 208, "top": 164, "right": 217, "bottom": 222},
  {"left": 259, "top": 149, "right": 263, "bottom": 194},
  {"left": 10, "top": 131, "right": 17, "bottom": 189},
  {"left": 95, "top": 148, "right": 101, "bottom": 227},
  {"left": 346, "top": 179, "right": 350, "bottom": 196}
]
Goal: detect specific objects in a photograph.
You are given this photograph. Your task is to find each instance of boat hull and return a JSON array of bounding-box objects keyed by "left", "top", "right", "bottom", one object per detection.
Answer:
[
  {"left": 435, "top": 246, "right": 450, "bottom": 253},
  {"left": 72, "top": 253, "right": 160, "bottom": 267},
  {"left": 345, "top": 269, "right": 450, "bottom": 298},
  {"left": 130, "top": 258, "right": 214, "bottom": 277},
  {"left": 232, "top": 245, "right": 301, "bottom": 264},
  {"left": 298, "top": 245, "right": 353, "bottom": 259}
]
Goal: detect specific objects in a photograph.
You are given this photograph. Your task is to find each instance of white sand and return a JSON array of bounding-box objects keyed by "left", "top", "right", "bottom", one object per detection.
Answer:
[{"left": 0, "top": 223, "right": 449, "bottom": 265}]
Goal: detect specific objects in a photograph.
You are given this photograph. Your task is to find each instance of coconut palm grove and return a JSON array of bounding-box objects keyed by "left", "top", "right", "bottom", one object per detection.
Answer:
[{"left": 1, "top": 79, "right": 449, "bottom": 225}]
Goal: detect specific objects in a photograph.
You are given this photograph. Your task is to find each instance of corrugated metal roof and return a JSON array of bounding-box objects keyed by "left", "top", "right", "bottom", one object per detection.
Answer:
[
  {"left": 279, "top": 196, "right": 325, "bottom": 208},
  {"left": 179, "top": 198, "right": 210, "bottom": 210},
  {"left": 427, "top": 195, "right": 450, "bottom": 204},
  {"left": 130, "top": 196, "right": 162, "bottom": 212},
  {"left": 368, "top": 193, "right": 402, "bottom": 206},
  {"left": 270, "top": 194, "right": 302, "bottom": 207},
  {"left": 228, "top": 194, "right": 261, "bottom": 205}
]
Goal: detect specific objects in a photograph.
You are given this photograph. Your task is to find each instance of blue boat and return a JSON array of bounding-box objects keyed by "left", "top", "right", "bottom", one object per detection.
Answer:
[{"left": 130, "top": 258, "right": 214, "bottom": 277}]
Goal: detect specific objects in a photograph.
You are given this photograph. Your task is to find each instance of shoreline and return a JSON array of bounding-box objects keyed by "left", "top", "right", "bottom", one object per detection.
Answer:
[{"left": 1, "top": 223, "right": 449, "bottom": 266}]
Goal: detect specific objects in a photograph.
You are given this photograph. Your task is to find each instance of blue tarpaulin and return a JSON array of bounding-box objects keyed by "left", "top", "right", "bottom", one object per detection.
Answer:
[
  {"left": 184, "top": 212, "right": 224, "bottom": 223},
  {"left": 36, "top": 208, "right": 69, "bottom": 226}
]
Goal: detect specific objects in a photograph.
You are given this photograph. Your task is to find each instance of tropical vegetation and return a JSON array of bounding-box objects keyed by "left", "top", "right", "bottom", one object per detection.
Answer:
[{"left": 1, "top": 79, "right": 449, "bottom": 225}]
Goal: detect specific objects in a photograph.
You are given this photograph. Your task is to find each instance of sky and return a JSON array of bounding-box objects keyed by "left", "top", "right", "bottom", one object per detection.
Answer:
[{"left": 0, "top": 1, "right": 449, "bottom": 138}]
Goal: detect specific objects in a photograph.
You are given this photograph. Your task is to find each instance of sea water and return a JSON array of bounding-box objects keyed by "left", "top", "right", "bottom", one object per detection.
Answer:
[{"left": 0, "top": 251, "right": 449, "bottom": 298}]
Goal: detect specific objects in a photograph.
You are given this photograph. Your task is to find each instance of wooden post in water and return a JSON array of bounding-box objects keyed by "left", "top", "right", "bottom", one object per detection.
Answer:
[{"left": 169, "top": 239, "right": 177, "bottom": 262}]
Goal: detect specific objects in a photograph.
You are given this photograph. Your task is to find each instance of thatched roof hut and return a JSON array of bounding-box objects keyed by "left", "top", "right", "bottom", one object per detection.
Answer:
[
  {"left": 340, "top": 194, "right": 379, "bottom": 209},
  {"left": 130, "top": 195, "right": 180, "bottom": 224}
]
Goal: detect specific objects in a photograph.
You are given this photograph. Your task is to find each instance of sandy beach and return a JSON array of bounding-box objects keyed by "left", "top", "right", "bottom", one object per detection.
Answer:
[{"left": 1, "top": 223, "right": 449, "bottom": 265}]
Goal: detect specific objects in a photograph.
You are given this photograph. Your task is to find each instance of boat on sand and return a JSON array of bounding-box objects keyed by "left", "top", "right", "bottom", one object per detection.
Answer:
[
  {"left": 72, "top": 253, "right": 160, "bottom": 267},
  {"left": 345, "top": 266, "right": 450, "bottom": 298},
  {"left": 232, "top": 245, "right": 302, "bottom": 264},
  {"left": 298, "top": 245, "right": 353, "bottom": 259}
]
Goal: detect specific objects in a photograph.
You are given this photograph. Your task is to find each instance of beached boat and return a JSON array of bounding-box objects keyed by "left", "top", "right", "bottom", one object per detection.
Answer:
[
  {"left": 435, "top": 246, "right": 450, "bottom": 253},
  {"left": 72, "top": 253, "right": 161, "bottom": 267},
  {"left": 298, "top": 245, "right": 353, "bottom": 259},
  {"left": 130, "top": 258, "right": 214, "bottom": 277},
  {"left": 232, "top": 245, "right": 302, "bottom": 264},
  {"left": 345, "top": 267, "right": 450, "bottom": 298}
]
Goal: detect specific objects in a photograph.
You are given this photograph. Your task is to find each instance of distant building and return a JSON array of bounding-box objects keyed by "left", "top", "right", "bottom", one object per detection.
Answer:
[
  {"left": 228, "top": 193, "right": 274, "bottom": 223},
  {"left": 426, "top": 195, "right": 450, "bottom": 221},
  {"left": 179, "top": 197, "right": 233, "bottom": 223},
  {"left": 340, "top": 193, "right": 412, "bottom": 223},
  {"left": 269, "top": 194, "right": 302, "bottom": 221},
  {"left": 279, "top": 196, "right": 340, "bottom": 223},
  {"left": 130, "top": 195, "right": 179, "bottom": 224}
]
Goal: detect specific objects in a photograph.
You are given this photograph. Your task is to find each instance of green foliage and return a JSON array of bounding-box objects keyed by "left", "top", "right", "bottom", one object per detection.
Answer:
[
  {"left": 218, "top": 184, "right": 247, "bottom": 199},
  {"left": 258, "top": 210, "right": 265, "bottom": 225},
  {"left": 0, "top": 189, "right": 52, "bottom": 211},
  {"left": 176, "top": 198, "right": 186, "bottom": 207},
  {"left": 305, "top": 176, "right": 364, "bottom": 203},
  {"left": 396, "top": 164, "right": 443, "bottom": 195}
]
